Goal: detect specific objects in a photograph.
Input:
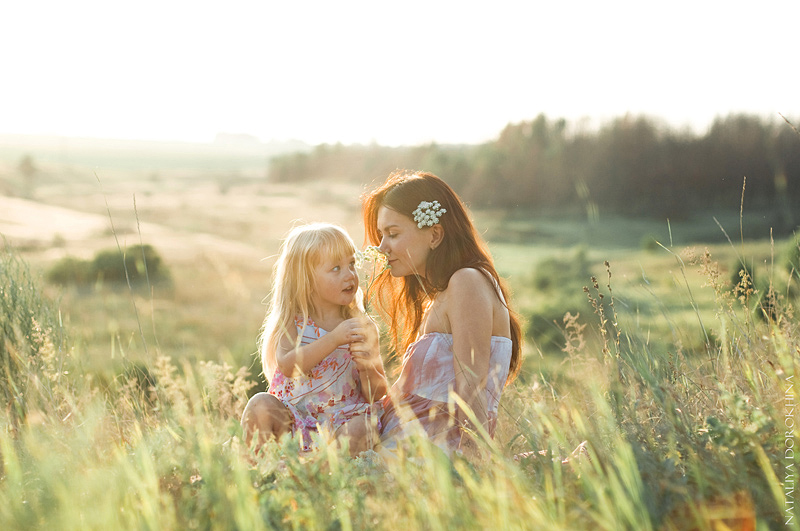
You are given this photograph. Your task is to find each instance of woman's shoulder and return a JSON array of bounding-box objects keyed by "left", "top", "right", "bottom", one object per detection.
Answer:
[
  {"left": 448, "top": 267, "right": 495, "bottom": 292},
  {"left": 442, "top": 267, "right": 495, "bottom": 310}
]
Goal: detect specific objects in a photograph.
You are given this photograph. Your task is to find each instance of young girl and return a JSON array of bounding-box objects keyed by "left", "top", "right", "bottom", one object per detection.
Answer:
[{"left": 240, "top": 223, "right": 387, "bottom": 455}]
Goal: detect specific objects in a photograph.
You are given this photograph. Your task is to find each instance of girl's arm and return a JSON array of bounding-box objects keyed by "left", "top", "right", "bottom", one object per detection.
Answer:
[
  {"left": 276, "top": 318, "right": 360, "bottom": 377},
  {"left": 349, "top": 317, "right": 388, "bottom": 403},
  {"left": 447, "top": 268, "right": 495, "bottom": 432}
]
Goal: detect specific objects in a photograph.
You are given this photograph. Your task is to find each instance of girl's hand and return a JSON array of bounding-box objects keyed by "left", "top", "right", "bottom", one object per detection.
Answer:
[
  {"left": 348, "top": 316, "right": 381, "bottom": 369},
  {"left": 330, "top": 318, "right": 364, "bottom": 347},
  {"left": 348, "top": 315, "right": 387, "bottom": 402}
]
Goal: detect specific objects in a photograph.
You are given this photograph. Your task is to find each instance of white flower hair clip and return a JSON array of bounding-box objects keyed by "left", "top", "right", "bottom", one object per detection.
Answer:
[{"left": 412, "top": 200, "right": 447, "bottom": 228}]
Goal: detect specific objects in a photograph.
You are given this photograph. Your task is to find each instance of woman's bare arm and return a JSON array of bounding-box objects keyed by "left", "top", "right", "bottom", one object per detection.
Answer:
[{"left": 447, "top": 268, "right": 496, "bottom": 431}]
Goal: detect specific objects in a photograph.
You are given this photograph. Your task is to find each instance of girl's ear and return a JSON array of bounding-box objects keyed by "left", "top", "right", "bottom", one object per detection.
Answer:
[{"left": 429, "top": 224, "right": 444, "bottom": 250}]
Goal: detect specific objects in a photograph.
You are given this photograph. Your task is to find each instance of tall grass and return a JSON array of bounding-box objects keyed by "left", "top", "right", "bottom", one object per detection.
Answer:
[
  {"left": 1, "top": 236, "right": 798, "bottom": 529},
  {"left": 0, "top": 243, "right": 73, "bottom": 428}
]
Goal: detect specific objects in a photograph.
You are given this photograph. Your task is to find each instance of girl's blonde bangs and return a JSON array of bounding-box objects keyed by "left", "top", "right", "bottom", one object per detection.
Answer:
[{"left": 311, "top": 229, "right": 357, "bottom": 266}]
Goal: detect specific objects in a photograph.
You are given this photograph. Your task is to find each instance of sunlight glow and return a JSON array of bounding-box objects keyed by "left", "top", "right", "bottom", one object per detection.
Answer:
[{"left": 1, "top": 0, "right": 797, "bottom": 146}]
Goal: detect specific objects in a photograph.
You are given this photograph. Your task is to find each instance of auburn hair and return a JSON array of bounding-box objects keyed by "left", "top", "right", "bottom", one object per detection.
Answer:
[{"left": 361, "top": 170, "right": 522, "bottom": 383}]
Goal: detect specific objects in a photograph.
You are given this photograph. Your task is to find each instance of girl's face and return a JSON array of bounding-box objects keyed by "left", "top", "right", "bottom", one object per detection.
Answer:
[
  {"left": 311, "top": 252, "right": 358, "bottom": 311},
  {"left": 376, "top": 206, "right": 435, "bottom": 278}
]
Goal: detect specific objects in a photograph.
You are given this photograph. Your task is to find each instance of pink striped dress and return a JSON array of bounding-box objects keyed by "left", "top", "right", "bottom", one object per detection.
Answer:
[{"left": 378, "top": 331, "right": 512, "bottom": 455}]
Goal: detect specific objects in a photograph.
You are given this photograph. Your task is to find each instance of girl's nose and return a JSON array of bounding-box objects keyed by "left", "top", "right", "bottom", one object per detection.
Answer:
[{"left": 378, "top": 238, "right": 388, "bottom": 254}]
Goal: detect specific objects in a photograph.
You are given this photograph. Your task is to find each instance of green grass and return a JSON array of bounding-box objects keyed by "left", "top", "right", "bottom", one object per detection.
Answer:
[
  {"left": 2, "top": 221, "right": 799, "bottom": 529},
  {"left": 3, "top": 165, "right": 799, "bottom": 529}
]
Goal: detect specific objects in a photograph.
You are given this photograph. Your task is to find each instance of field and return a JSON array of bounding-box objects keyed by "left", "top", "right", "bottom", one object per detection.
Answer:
[
  {"left": 1, "top": 140, "right": 799, "bottom": 529},
  {"left": 0, "top": 149, "right": 785, "bottom": 377}
]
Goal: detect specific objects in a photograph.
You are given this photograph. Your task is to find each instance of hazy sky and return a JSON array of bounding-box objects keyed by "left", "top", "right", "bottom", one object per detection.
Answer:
[{"left": 2, "top": 0, "right": 798, "bottom": 146}]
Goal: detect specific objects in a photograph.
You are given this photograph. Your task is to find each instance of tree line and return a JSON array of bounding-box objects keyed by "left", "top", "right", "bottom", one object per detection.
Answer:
[{"left": 268, "top": 113, "right": 800, "bottom": 230}]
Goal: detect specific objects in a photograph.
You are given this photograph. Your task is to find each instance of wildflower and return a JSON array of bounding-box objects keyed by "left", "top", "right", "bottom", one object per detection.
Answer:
[
  {"left": 356, "top": 246, "right": 388, "bottom": 312},
  {"left": 412, "top": 200, "right": 447, "bottom": 228},
  {"left": 357, "top": 245, "right": 388, "bottom": 269}
]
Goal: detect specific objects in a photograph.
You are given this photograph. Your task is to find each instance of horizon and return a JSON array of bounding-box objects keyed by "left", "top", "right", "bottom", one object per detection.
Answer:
[{"left": 2, "top": 110, "right": 796, "bottom": 151}]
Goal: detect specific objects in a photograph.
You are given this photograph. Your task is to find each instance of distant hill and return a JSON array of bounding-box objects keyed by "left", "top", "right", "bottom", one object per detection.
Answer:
[{"left": 0, "top": 134, "right": 312, "bottom": 174}]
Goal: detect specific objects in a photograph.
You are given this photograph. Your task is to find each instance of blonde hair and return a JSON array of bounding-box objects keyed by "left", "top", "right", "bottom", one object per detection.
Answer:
[{"left": 259, "top": 222, "right": 361, "bottom": 381}]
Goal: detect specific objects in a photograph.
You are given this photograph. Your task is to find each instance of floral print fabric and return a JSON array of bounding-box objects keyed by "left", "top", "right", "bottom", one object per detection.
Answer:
[{"left": 268, "top": 317, "right": 379, "bottom": 451}]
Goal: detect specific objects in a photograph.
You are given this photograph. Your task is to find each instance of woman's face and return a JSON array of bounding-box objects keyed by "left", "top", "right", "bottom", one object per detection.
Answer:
[{"left": 376, "top": 206, "right": 434, "bottom": 278}]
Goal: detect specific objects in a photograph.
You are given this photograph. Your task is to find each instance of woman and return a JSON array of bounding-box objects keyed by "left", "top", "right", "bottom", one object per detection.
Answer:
[{"left": 361, "top": 170, "right": 522, "bottom": 456}]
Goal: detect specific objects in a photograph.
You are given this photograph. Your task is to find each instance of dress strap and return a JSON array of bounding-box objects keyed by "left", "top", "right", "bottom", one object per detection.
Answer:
[
  {"left": 477, "top": 267, "right": 506, "bottom": 305},
  {"left": 294, "top": 316, "right": 323, "bottom": 341}
]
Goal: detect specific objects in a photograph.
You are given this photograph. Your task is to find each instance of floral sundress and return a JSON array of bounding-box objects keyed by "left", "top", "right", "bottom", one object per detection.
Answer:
[{"left": 268, "top": 316, "right": 380, "bottom": 451}]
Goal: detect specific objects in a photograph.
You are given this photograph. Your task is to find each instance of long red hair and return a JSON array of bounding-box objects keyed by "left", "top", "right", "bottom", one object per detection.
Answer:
[{"left": 361, "top": 170, "right": 522, "bottom": 383}]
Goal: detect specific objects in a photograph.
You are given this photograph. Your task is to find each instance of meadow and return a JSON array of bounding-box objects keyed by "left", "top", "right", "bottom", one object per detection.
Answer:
[{"left": 1, "top": 148, "right": 798, "bottom": 529}]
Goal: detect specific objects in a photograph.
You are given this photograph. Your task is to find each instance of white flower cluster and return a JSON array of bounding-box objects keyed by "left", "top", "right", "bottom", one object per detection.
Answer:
[
  {"left": 356, "top": 245, "right": 388, "bottom": 270},
  {"left": 412, "top": 200, "right": 447, "bottom": 228},
  {"left": 356, "top": 245, "right": 389, "bottom": 312}
]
